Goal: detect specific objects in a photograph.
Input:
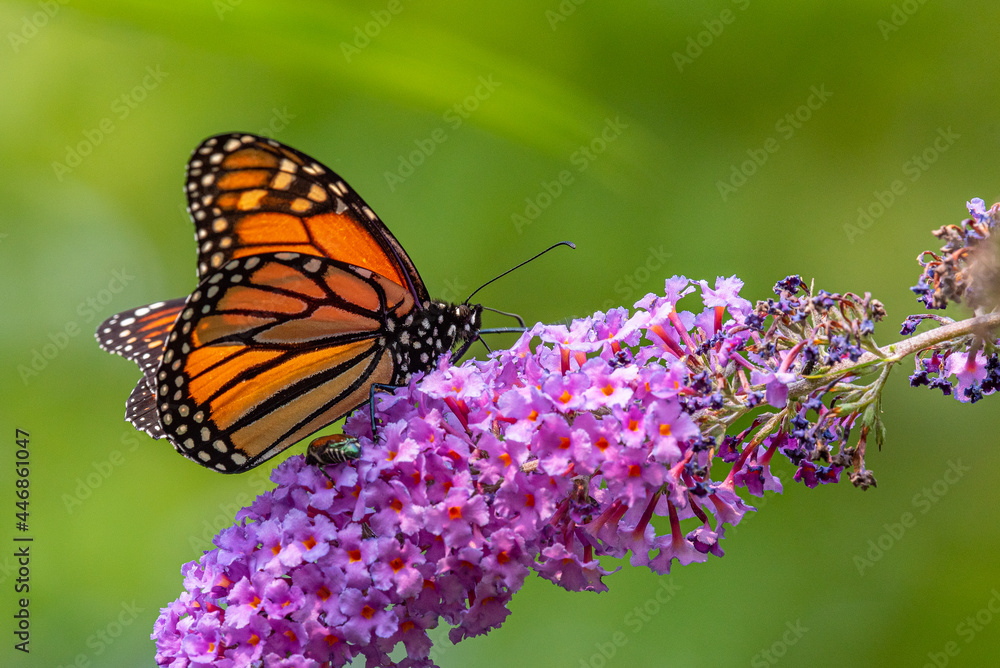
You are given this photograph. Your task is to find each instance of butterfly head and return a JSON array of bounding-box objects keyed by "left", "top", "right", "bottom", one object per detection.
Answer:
[
  {"left": 445, "top": 300, "right": 483, "bottom": 345},
  {"left": 389, "top": 301, "right": 482, "bottom": 383}
]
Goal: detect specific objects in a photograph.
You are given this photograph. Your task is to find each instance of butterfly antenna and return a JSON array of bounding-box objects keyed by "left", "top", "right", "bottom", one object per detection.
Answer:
[
  {"left": 464, "top": 241, "right": 575, "bottom": 305},
  {"left": 482, "top": 306, "right": 526, "bottom": 328}
]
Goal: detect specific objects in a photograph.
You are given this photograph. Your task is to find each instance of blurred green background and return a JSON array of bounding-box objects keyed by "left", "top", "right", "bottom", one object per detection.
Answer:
[{"left": 2, "top": 1, "right": 1000, "bottom": 666}]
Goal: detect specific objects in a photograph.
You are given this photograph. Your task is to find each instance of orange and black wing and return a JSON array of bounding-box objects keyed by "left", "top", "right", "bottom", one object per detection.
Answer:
[
  {"left": 96, "top": 299, "right": 186, "bottom": 438},
  {"left": 154, "top": 252, "right": 413, "bottom": 473},
  {"left": 184, "top": 132, "right": 428, "bottom": 304}
]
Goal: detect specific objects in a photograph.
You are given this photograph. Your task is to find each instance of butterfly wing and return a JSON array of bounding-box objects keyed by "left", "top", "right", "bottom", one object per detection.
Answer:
[
  {"left": 154, "top": 252, "right": 412, "bottom": 473},
  {"left": 96, "top": 299, "right": 187, "bottom": 379},
  {"left": 96, "top": 299, "right": 186, "bottom": 438},
  {"left": 125, "top": 379, "right": 166, "bottom": 439},
  {"left": 185, "top": 133, "right": 428, "bottom": 304}
]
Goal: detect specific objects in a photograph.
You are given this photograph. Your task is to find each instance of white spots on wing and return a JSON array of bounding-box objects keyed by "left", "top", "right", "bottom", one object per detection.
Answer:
[
  {"left": 303, "top": 162, "right": 325, "bottom": 176},
  {"left": 307, "top": 184, "right": 327, "bottom": 202},
  {"left": 290, "top": 197, "right": 312, "bottom": 213},
  {"left": 271, "top": 171, "right": 294, "bottom": 190}
]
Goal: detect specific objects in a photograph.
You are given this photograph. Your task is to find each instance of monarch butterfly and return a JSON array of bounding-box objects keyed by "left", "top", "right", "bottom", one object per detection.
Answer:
[{"left": 96, "top": 133, "right": 486, "bottom": 474}]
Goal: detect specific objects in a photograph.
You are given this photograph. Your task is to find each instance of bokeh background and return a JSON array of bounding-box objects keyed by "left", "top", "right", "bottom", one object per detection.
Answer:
[{"left": 2, "top": 1, "right": 1000, "bottom": 666}]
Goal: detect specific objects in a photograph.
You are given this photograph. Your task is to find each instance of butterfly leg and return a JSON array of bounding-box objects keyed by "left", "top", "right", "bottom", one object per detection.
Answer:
[{"left": 368, "top": 382, "right": 400, "bottom": 440}]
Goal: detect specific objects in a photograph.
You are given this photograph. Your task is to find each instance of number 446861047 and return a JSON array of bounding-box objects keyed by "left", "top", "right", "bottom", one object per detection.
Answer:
[{"left": 15, "top": 429, "right": 29, "bottom": 529}]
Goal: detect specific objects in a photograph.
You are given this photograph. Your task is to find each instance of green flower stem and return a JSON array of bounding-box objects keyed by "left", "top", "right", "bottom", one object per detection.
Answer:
[{"left": 788, "top": 311, "right": 1000, "bottom": 399}]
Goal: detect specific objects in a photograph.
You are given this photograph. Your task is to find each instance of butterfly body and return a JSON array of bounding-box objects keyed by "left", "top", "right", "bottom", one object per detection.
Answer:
[
  {"left": 389, "top": 299, "right": 482, "bottom": 383},
  {"left": 97, "top": 133, "right": 482, "bottom": 473}
]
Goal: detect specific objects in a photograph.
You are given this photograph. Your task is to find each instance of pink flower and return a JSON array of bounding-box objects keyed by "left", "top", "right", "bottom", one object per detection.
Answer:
[{"left": 154, "top": 273, "right": 874, "bottom": 667}]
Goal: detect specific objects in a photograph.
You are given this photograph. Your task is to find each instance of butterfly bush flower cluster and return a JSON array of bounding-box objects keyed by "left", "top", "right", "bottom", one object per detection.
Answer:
[
  {"left": 908, "top": 198, "right": 1000, "bottom": 403},
  {"left": 154, "top": 270, "right": 892, "bottom": 667}
]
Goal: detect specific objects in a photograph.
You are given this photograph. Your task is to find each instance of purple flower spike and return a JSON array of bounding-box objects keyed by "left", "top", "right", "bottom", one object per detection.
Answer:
[{"left": 154, "top": 273, "right": 879, "bottom": 667}]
